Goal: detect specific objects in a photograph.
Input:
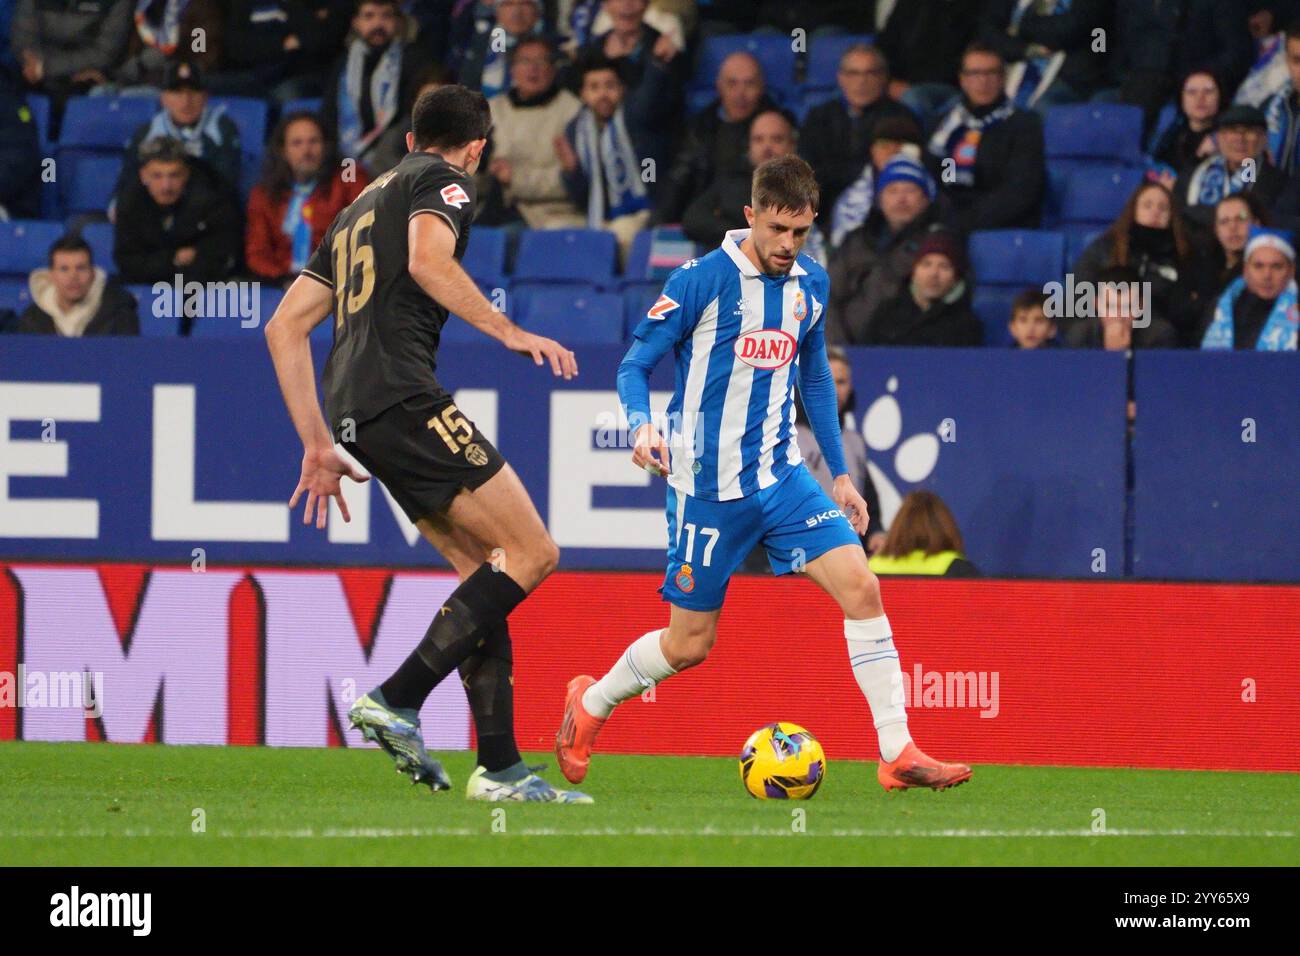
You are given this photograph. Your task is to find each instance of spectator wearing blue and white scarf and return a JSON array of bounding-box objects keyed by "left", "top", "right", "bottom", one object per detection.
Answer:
[
  {"left": 1176, "top": 104, "right": 1286, "bottom": 230},
  {"left": 1263, "top": 26, "right": 1300, "bottom": 176},
  {"left": 830, "top": 114, "right": 924, "bottom": 249},
  {"left": 452, "top": 0, "right": 547, "bottom": 98},
  {"left": 560, "top": 53, "right": 653, "bottom": 258},
  {"left": 1203, "top": 226, "right": 1299, "bottom": 351},
  {"left": 978, "top": 0, "right": 1109, "bottom": 114},
  {"left": 113, "top": 59, "right": 242, "bottom": 204}
]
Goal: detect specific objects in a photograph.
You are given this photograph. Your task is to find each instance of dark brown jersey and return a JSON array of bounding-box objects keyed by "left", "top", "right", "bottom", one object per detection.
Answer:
[{"left": 302, "top": 150, "right": 476, "bottom": 434}]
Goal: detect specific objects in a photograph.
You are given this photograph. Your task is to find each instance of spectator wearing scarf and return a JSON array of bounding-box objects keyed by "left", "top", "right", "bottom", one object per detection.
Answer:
[
  {"left": 1176, "top": 104, "right": 1286, "bottom": 231},
  {"left": 1148, "top": 71, "right": 1222, "bottom": 182},
  {"left": 246, "top": 111, "right": 371, "bottom": 284},
  {"left": 114, "top": 0, "right": 223, "bottom": 88},
  {"left": 979, "top": 0, "right": 1108, "bottom": 113},
  {"left": 451, "top": 0, "right": 547, "bottom": 98},
  {"left": 1203, "top": 226, "right": 1299, "bottom": 350},
  {"left": 1264, "top": 24, "right": 1300, "bottom": 176},
  {"left": 924, "top": 43, "right": 1044, "bottom": 233},
  {"left": 560, "top": 54, "right": 653, "bottom": 258},
  {"left": 321, "top": 0, "right": 430, "bottom": 173},
  {"left": 114, "top": 60, "right": 242, "bottom": 204}
]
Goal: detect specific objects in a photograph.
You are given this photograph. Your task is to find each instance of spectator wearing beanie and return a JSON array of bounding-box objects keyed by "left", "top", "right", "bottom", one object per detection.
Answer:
[
  {"left": 865, "top": 230, "right": 982, "bottom": 347},
  {"left": 1176, "top": 104, "right": 1286, "bottom": 232},
  {"left": 827, "top": 155, "right": 947, "bottom": 345},
  {"left": 246, "top": 111, "right": 370, "bottom": 285},
  {"left": 1201, "top": 225, "right": 1299, "bottom": 350},
  {"left": 829, "top": 113, "right": 925, "bottom": 249},
  {"left": 114, "top": 60, "right": 243, "bottom": 203},
  {"left": 798, "top": 44, "right": 915, "bottom": 220},
  {"left": 925, "top": 43, "right": 1044, "bottom": 233}
]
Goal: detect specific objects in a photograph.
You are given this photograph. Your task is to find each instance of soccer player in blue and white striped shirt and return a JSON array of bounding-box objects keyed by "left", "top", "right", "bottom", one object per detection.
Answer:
[{"left": 556, "top": 157, "right": 971, "bottom": 792}]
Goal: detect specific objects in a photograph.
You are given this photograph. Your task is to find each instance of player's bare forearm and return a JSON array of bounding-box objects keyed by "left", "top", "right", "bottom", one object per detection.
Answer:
[
  {"left": 264, "top": 275, "right": 335, "bottom": 453},
  {"left": 409, "top": 213, "right": 577, "bottom": 377},
  {"left": 412, "top": 253, "right": 519, "bottom": 342}
]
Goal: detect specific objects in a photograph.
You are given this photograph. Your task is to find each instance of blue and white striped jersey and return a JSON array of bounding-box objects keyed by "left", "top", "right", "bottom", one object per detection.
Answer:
[{"left": 619, "top": 229, "right": 842, "bottom": 502}]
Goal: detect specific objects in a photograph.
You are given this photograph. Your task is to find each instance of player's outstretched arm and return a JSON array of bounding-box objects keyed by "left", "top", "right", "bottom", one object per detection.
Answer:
[
  {"left": 408, "top": 214, "right": 577, "bottom": 379},
  {"left": 264, "top": 274, "right": 369, "bottom": 529},
  {"left": 617, "top": 326, "right": 676, "bottom": 478}
]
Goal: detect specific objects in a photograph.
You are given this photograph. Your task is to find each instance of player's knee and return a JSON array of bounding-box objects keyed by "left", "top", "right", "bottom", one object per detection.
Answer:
[
  {"left": 843, "top": 569, "right": 884, "bottom": 620},
  {"left": 533, "top": 535, "right": 560, "bottom": 579},
  {"left": 664, "top": 624, "right": 715, "bottom": 670}
]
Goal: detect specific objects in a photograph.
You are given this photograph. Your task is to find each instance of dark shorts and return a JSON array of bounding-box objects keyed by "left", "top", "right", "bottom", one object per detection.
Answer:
[{"left": 341, "top": 393, "right": 506, "bottom": 523}]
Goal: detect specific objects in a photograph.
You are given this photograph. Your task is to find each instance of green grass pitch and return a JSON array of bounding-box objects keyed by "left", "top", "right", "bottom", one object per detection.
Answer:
[{"left": 0, "top": 742, "right": 1295, "bottom": 866}]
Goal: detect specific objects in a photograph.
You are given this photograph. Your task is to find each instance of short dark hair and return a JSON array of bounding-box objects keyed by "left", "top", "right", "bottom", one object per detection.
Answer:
[
  {"left": 137, "top": 135, "right": 189, "bottom": 166},
  {"left": 1011, "top": 289, "right": 1049, "bottom": 316},
  {"left": 411, "top": 84, "right": 492, "bottom": 151},
  {"left": 48, "top": 234, "right": 92, "bottom": 267},
  {"left": 354, "top": 0, "right": 398, "bottom": 12},
  {"left": 961, "top": 41, "right": 1004, "bottom": 69},
  {"left": 576, "top": 51, "right": 625, "bottom": 88},
  {"left": 751, "top": 154, "right": 820, "bottom": 215}
]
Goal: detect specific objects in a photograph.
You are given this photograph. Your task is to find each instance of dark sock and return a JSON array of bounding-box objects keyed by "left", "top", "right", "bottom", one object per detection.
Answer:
[
  {"left": 380, "top": 563, "right": 526, "bottom": 711},
  {"left": 458, "top": 619, "right": 522, "bottom": 772}
]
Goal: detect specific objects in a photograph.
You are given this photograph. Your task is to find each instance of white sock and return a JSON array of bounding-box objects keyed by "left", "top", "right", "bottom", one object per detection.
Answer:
[
  {"left": 845, "top": 615, "right": 912, "bottom": 762},
  {"left": 582, "top": 629, "right": 676, "bottom": 719}
]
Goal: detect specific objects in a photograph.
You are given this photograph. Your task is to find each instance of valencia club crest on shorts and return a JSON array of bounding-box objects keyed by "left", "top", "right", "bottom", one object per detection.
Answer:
[
  {"left": 675, "top": 564, "right": 695, "bottom": 593},
  {"left": 440, "top": 183, "right": 470, "bottom": 208}
]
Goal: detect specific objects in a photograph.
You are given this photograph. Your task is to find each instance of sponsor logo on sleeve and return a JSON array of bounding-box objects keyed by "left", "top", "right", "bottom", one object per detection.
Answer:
[
  {"left": 440, "top": 183, "right": 470, "bottom": 208},
  {"left": 647, "top": 294, "right": 680, "bottom": 320}
]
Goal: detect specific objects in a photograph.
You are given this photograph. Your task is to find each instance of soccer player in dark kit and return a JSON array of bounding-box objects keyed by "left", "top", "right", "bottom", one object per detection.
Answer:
[{"left": 265, "top": 85, "right": 591, "bottom": 803}]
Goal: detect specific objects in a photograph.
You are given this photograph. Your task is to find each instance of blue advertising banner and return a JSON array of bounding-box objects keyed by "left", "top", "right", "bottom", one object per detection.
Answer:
[
  {"left": 1133, "top": 352, "right": 1300, "bottom": 581},
  {"left": 1, "top": 337, "right": 1128, "bottom": 577}
]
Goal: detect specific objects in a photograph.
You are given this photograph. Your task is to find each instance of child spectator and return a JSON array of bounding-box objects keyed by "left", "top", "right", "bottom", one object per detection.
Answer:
[{"left": 1008, "top": 289, "right": 1058, "bottom": 349}]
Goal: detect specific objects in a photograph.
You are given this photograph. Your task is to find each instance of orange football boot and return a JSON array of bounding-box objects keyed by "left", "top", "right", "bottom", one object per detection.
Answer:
[
  {"left": 877, "top": 741, "right": 972, "bottom": 791},
  {"left": 556, "top": 675, "right": 606, "bottom": 784}
]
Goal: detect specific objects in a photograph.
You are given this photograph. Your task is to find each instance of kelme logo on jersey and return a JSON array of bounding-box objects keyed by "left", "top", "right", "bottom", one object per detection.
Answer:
[
  {"left": 734, "top": 329, "right": 796, "bottom": 370},
  {"left": 439, "top": 183, "right": 470, "bottom": 208},
  {"left": 647, "top": 294, "right": 680, "bottom": 320}
]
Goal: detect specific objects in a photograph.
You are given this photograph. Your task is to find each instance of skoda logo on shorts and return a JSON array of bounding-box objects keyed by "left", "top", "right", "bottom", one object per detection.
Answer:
[{"left": 464, "top": 443, "right": 489, "bottom": 467}]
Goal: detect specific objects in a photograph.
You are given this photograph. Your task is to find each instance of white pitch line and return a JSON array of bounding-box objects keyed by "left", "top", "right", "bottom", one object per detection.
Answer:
[{"left": 0, "top": 827, "right": 1294, "bottom": 839}]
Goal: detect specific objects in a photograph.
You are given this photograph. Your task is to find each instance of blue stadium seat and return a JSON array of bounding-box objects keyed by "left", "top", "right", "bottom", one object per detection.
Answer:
[
  {"left": 125, "top": 284, "right": 179, "bottom": 336},
  {"left": 804, "top": 33, "right": 874, "bottom": 88},
  {"left": 1065, "top": 224, "right": 1105, "bottom": 269},
  {"left": 440, "top": 314, "right": 497, "bottom": 344},
  {"left": 0, "top": 220, "right": 65, "bottom": 278},
  {"left": 211, "top": 97, "right": 269, "bottom": 153},
  {"left": 692, "top": 34, "right": 797, "bottom": 98},
  {"left": 281, "top": 97, "right": 323, "bottom": 118},
  {"left": 59, "top": 152, "right": 124, "bottom": 217},
  {"left": 623, "top": 229, "right": 653, "bottom": 282},
  {"left": 513, "top": 229, "right": 617, "bottom": 284},
  {"left": 972, "top": 286, "right": 1018, "bottom": 347},
  {"left": 523, "top": 288, "right": 624, "bottom": 345},
  {"left": 1061, "top": 164, "right": 1145, "bottom": 227},
  {"left": 25, "top": 94, "right": 52, "bottom": 151},
  {"left": 968, "top": 230, "right": 1066, "bottom": 288},
  {"left": 60, "top": 96, "right": 157, "bottom": 150},
  {"left": 1044, "top": 104, "right": 1144, "bottom": 165},
  {"left": 79, "top": 221, "right": 115, "bottom": 272},
  {"left": 642, "top": 225, "right": 699, "bottom": 280},
  {"left": 462, "top": 226, "right": 507, "bottom": 288},
  {"left": 507, "top": 280, "right": 598, "bottom": 323},
  {"left": 622, "top": 280, "right": 662, "bottom": 337},
  {"left": 0, "top": 278, "right": 33, "bottom": 313}
]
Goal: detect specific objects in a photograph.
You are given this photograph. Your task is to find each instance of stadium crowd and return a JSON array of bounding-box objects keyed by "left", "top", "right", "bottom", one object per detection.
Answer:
[{"left": 0, "top": 0, "right": 1297, "bottom": 355}]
